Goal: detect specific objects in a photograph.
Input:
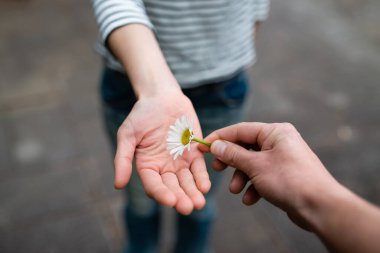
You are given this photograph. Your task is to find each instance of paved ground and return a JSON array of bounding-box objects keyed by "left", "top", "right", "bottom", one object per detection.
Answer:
[{"left": 1, "top": 0, "right": 379, "bottom": 252}]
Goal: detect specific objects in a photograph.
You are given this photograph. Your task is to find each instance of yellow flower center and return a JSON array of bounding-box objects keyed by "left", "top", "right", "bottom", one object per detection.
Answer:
[{"left": 181, "top": 128, "right": 192, "bottom": 145}]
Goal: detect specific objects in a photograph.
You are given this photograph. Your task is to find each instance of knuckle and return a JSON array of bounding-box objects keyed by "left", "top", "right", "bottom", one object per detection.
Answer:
[
  {"left": 226, "top": 145, "right": 240, "bottom": 167},
  {"left": 277, "top": 123, "right": 301, "bottom": 144},
  {"left": 282, "top": 122, "right": 295, "bottom": 129},
  {"left": 280, "top": 122, "right": 296, "bottom": 133},
  {"left": 237, "top": 121, "right": 250, "bottom": 132},
  {"left": 270, "top": 122, "right": 283, "bottom": 130}
]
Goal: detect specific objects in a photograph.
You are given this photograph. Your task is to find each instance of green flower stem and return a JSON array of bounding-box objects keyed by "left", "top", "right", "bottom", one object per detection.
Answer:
[{"left": 192, "top": 137, "right": 211, "bottom": 147}]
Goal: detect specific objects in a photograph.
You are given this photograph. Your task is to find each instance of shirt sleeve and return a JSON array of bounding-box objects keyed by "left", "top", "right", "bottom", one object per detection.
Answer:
[
  {"left": 255, "top": 0, "right": 270, "bottom": 21},
  {"left": 92, "top": 0, "right": 154, "bottom": 44}
]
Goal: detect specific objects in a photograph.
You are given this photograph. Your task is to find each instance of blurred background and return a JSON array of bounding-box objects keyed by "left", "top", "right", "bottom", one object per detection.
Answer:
[{"left": 0, "top": 0, "right": 379, "bottom": 252}]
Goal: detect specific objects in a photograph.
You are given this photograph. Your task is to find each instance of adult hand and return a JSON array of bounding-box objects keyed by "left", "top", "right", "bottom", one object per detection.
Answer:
[
  {"left": 203, "top": 122, "right": 340, "bottom": 228},
  {"left": 114, "top": 91, "right": 211, "bottom": 215}
]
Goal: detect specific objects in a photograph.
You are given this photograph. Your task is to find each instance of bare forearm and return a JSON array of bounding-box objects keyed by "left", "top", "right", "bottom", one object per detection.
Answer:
[
  {"left": 108, "top": 24, "right": 181, "bottom": 98},
  {"left": 207, "top": 122, "right": 380, "bottom": 252},
  {"left": 301, "top": 183, "right": 380, "bottom": 253}
]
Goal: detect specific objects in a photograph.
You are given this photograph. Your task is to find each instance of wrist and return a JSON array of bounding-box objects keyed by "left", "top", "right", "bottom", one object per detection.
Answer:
[
  {"left": 124, "top": 57, "right": 182, "bottom": 99},
  {"left": 134, "top": 79, "right": 182, "bottom": 99},
  {"left": 135, "top": 89, "right": 193, "bottom": 119},
  {"left": 109, "top": 24, "right": 182, "bottom": 99},
  {"left": 297, "top": 179, "right": 351, "bottom": 233}
]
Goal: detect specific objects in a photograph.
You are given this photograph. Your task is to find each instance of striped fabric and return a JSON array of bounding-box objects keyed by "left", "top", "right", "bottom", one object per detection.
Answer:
[{"left": 92, "top": 0, "right": 270, "bottom": 88}]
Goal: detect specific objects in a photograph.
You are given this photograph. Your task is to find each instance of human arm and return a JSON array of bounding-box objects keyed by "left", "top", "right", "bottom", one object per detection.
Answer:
[
  {"left": 92, "top": 1, "right": 211, "bottom": 215},
  {"left": 109, "top": 24, "right": 211, "bottom": 216},
  {"left": 203, "top": 122, "right": 380, "bottom": 253}
]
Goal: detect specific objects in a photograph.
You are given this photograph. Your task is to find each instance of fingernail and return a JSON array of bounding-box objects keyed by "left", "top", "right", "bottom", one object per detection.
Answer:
[{"left": 212, "top": 140, "right": 227, "bottom": 156}]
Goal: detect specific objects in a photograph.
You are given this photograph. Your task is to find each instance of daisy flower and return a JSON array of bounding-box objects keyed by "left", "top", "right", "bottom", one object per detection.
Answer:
[{"left": 166, "top": 115, "right": 211, "bottom": 160}]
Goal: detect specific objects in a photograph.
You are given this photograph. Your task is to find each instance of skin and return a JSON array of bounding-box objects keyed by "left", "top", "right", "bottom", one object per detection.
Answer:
[
  {"left": 109, "top": 24, "right": 210, "bottom": 215},
  {"left": 201, "top": 122, "right": 380, "bottom": 253},
  {"left": 107, "top": 22, "right": 262, "bottom": 215}
]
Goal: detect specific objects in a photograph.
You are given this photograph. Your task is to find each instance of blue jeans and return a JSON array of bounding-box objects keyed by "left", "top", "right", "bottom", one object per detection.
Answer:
[{"left": 100, "top": 68, "right": 249, "bottom": 253}]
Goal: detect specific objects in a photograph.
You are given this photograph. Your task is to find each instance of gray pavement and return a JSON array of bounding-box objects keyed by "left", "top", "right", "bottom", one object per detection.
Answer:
[{"left": 1, "top": 0, "right": 379, "bottom": 252}]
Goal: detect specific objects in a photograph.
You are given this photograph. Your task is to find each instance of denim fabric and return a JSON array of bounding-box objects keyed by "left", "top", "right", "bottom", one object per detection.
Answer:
[{"left": 100, "top": 67, "right": 249, "bottom": 253}]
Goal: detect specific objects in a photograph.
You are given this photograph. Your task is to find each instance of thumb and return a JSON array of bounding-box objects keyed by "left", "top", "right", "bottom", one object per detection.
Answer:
[
  {"left": 210, "top": 140, "right": 255, "bottom": 174},
  {"left": 114, "top": 125, "right": 136, "bottom": 189}
]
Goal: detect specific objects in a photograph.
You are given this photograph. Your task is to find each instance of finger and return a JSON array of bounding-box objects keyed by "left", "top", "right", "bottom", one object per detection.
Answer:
[
  {"left": 114, "top": 125, "right": 137, "bottom": 189},
  {"left": 205, "top": 122, "right": 270, "bottom": 147},
  {"left": 197, "top": 140, "right": 211, "bottom": 153},
  {"left": 190, "top": 157, "right": 211, "bottom": 194},
  {"left": 210, "top": 140, "right": 257, "bottom": 176},
  {"left": 139, "top": 169, "right": 177, "bottom": 207},
  {"left": 212, "top": 159, "right": 227, "bottom": 171},
  {"left": 242, "top": 184, "right": 261, "bottom": 206},
  {"left": 230, "top": 169, "right": 249, "bottom": 194},
  {"left": 177, "top": 169, "right": 206, "bottom": 210},
  {"left": 162, "top": 172, "right": 194, "bottom": 215}
]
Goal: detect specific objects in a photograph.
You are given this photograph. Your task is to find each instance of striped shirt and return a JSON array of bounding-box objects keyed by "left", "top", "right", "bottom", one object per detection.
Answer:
[{"left": 92, "top": 0, "right": 270, "bottom": 88}]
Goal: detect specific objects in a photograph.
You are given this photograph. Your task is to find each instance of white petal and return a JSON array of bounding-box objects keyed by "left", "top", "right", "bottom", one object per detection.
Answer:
[
  {"left": 167, "top": 142, "right": 182, "bottom": 147},
  {"left": 169, "top": 146, "right": 182, "bottom": 155},
  {"left": 176, "top": 119, "right": 184, "bottom": 131},
  {"left": 168, "top": 129, "right": 176, "bottom": 134},
  {"left": 183, "top": 116, "right": 189, "bottom": 128},
  {"left": 180, "top": 115, "right": 188, "bottom": 129},
  {"left": 169, "top": 127, "right": 181, "bottom": 136},
  {"left": 167, "top": 142, "right": 180, "bottom": 147},
  {"left": 168, "top": 129, "right": 179, "bottom": 135},
  {"left": 180, "top": 115, "right": 186, "bottom": 124},
  {"left": 167, "top": 133, "right": 181, "bottom": 140},
  {"left": 167, "top": 143, "right": 181, "bottom": 148},
  {"left": 166, "top": 135, "right": 177, "bottom": 140},
  {"left": 170, "top": 145, "right": 184, "bottom": 155},
  {"left": 167, "top": 137, "right": 181, "bottom": 143},
  {"left": 167, "top": 144, "right": 180, "bottom": 150},
  {"left": 175, "top": 117, "right": 181, "bottom": 126},
  {"left": 167, "top": 116, "right": 197, "bottom": 160},
  {"left": 167, "top": 138, "right": 178, "bottom": 143}
]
